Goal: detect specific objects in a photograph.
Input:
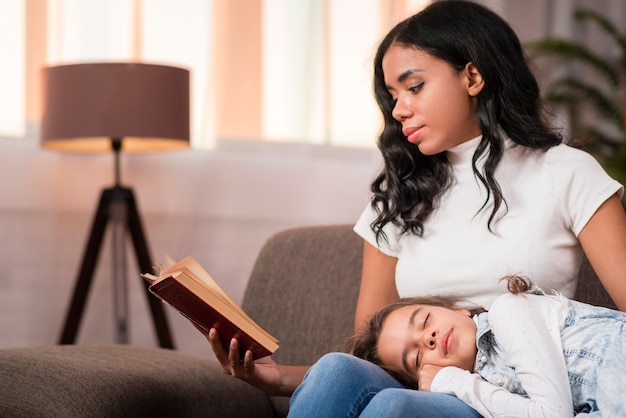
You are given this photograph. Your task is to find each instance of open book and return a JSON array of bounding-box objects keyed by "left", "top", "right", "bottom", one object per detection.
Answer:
[{"left": 142, "top": 255, "right": 278, "bottom": 359}]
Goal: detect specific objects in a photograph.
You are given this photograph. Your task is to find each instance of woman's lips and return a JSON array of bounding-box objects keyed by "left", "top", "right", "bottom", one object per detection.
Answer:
[{"left": 402, "top": 126, "right": 423, "bottom": 143}]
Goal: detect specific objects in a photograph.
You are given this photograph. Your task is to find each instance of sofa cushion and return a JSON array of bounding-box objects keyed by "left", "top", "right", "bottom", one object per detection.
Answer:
[{"left": 0, "top": 345, "right": 275, "bottom": 418}]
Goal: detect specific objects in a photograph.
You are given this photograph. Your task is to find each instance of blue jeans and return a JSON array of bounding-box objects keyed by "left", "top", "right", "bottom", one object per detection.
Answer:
[{"left": 288, "top": 353, "right": 482, "bottom": 417}]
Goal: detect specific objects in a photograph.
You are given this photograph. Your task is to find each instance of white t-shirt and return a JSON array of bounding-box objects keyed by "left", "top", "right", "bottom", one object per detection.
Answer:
[{"left": 354, "top": 136, "right": 622, "bottom": 308}]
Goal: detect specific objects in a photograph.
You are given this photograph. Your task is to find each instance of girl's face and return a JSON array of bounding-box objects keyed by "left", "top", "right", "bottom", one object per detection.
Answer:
[
  {"left": 382, "top": 44, "right": 483, "bottom": 155},
  {"left": 377, "top": 304, "right": 478, "bottom": 383}
]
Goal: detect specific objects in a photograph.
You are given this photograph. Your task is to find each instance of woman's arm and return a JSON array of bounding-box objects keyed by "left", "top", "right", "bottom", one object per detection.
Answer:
[
  {"left": 205, "top": 239, "right": 399, "bottom": 394},
  {"left": 354, "top": 241, "right": 400, "bottom": 332},
  {"left": 578, "top": 192, "right": 626, "bottom": 311}
]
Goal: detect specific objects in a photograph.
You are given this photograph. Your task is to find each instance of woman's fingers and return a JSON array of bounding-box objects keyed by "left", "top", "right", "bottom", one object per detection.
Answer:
[
  {"left": 228, "top": 337, "right": 243, "bottom": 367},
  {"left": 243, "top": 349, "right": 255, "bottom": 372},
  {"left": 207, "top": 328, "right": 251, "bottom": 377},
  {"left": 207, "top": 328, "right": 233, "bottom": 373}
]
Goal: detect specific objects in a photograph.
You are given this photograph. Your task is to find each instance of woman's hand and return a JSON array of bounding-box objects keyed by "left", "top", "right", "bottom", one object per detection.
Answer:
[
  {"left": 204, "top": 327, "right": 308, "bottom": 397},
  {"left": 193, "top": 323, "right": 308, "bottom": 396},
  {"left": 206, "top": 328, "right": 282, "bottom": 391}
]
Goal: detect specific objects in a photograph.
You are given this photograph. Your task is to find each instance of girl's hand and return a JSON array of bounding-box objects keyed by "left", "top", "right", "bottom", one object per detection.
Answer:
[{"left": 417, "top": 364, "right": 444, "bottom": 392}]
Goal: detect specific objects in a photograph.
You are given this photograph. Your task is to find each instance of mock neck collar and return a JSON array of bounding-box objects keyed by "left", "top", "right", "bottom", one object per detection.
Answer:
[{"left": 446, "top": 135, "right": 483, "bottom": 165}]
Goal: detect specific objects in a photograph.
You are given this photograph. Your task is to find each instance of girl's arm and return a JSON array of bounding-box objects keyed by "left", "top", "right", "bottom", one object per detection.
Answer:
[
  {"left": 354, "top": 241, "right": 400, "bottom": 332},
  {"left": 431, "top": 294, "right": 573, "bottom": 418},
  {"left": 579, "top": 192, "right": 626, "bottom": 311}
]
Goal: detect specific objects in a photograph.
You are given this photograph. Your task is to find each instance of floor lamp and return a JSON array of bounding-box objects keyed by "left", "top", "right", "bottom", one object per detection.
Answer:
[{"left": 41, "top": 63, "right": 190, "bottom": 348}]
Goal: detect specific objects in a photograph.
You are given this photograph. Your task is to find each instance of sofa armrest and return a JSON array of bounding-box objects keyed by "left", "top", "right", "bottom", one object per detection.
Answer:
[{"left": 0, "top": 345, "right": 276, "bottom": 418}]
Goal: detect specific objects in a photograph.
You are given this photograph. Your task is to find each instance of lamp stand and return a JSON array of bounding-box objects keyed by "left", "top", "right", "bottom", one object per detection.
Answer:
[{"left": 58, "top": 140, "right": 174, "bottom": 348}]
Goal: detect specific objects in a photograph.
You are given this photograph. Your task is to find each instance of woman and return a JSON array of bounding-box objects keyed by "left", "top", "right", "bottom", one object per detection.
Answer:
[{"left": 208, "top": 1, "right": 626, "bottom": 416}]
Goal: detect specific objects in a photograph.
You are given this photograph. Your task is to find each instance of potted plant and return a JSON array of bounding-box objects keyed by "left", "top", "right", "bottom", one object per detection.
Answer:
[{"left": 526, "top": 9, "right": 626, "bottom": 186}]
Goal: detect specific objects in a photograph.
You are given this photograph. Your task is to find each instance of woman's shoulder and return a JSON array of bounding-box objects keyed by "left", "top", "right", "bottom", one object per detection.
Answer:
[
  {"left": 507, "top": 141, "right": 612, "bottom": 183},
  {"left": 354, "top": 203, "right": 402, "bottom": 255},
  {"left": 509, "top": 141, "right": 600, "bottom": 166},
  {"left": 543, "top": 142, "right": 602, "bottom": 165}
]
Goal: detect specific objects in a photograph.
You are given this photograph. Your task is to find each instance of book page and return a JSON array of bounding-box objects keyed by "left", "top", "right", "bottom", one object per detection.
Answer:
[{"left": 151, "top": 255, "right": 248, "bottom": 318}]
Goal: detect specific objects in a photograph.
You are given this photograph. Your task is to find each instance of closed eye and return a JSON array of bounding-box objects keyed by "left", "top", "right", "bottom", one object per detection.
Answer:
[
  {"left": 414, "top": 313, "right": 430, "bottom": 372},
  {"left": 415, "top": 348, "right": 421, "bottom": 372}
]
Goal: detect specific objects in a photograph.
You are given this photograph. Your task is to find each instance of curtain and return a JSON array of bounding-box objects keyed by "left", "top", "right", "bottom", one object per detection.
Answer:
[
  {"left": 0, "top": 2, "right": 25, "bottom": 137},
  {"left": 13, "top": 0, "right": 432, "bottom": 149},
  {"left": 11, "top": 0, "right": 624, "bottom": 148}
]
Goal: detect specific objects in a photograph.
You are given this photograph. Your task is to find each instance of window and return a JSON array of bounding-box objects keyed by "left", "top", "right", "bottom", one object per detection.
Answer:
[
  {"left": 12, "top": 0, "right": 430, "bottom": 148},
  {"left": 0, "top": 1, "right": 25, "bottom": 138},
  {"left": 262, "top": 0, "right": 383, "bottom": 147}
]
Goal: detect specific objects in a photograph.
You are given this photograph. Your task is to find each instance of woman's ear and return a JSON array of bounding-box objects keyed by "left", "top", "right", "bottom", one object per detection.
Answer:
[{"left": 464, "top": 62, "right": 484, "bottom": 97}]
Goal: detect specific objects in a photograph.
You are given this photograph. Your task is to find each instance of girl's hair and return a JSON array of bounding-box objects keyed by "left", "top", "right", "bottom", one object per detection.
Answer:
[
  {"left": 346, "top": 295, "right": 485, "bottom": 387},
  {"left": 347, "top": 275, "right": 531, "bottom": 387},
  {"left": 370, "top": 0, "right": 562, "bottom": 243}
]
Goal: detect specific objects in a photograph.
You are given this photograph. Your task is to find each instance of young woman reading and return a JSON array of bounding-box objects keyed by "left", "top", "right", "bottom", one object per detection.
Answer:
[{"left": 207, "top": 2, "right": 626, "bottom": 416}]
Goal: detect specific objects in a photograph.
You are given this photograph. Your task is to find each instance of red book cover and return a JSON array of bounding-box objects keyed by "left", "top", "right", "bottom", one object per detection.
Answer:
[{"left": 145, "top": 256, "right": 278, "bottom": 359}]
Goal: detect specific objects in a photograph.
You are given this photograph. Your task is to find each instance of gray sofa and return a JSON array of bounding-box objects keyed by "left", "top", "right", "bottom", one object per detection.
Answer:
[{"left": 0, "top": 224, "right": 617, "bottom": 417}]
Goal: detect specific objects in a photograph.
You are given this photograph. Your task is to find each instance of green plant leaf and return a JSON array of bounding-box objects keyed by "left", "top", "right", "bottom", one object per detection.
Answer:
[
  {"left": 547, "top": 78, "right": 624, "bottom": 134},
  {"left": 526, "top": 39, "right": 620, "bottom": 87},
  {"left": 580, "top": 127, "right": 622, "bottom": 152},
  {"left": 575, "top": 9, "right": 626, "bottom": 68},
  {"left": 526, "top": 8, "right": 626, "bottom": 188}
]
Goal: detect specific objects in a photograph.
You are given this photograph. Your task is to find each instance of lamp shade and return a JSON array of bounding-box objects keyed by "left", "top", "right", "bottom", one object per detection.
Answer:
[{"left": 41, "top": 62, "right": 190, "bottom": 153}]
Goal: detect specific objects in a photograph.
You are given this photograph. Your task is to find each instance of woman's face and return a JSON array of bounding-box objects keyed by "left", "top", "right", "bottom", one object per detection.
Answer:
[
  {"left": 377, "top": 304, "right": 478, "bottom": 383},
  {"left": 382, "top": 44, "right": 483, "bottom": 155}
]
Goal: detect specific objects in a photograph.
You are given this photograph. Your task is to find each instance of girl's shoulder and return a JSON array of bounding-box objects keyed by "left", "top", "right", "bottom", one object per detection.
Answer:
[
  {"left": 488, "top": 291, "right": 570, "bottom": 325},
  {"left": 489, "top": 292, "right": 529, "bottom": 313}
]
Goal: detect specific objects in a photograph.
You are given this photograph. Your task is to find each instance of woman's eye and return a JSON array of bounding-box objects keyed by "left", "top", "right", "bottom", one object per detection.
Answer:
[
  {"left": 409, "top": 82, "right": 424, "bottom": 93},
  {"left": 423, "top": 313, "right": 430, "bottom": 329}
]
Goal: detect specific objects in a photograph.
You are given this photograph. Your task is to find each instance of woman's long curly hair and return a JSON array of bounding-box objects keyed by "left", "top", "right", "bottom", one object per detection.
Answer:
[{"left": 371, "top": 0, "right": 562, "bottom": 243}]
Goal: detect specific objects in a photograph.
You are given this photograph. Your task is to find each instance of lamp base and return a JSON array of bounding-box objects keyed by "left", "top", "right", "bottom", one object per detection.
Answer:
[{"left": 58, "top": 185, "right": 174, "bottom": 348}]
